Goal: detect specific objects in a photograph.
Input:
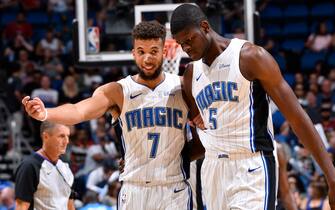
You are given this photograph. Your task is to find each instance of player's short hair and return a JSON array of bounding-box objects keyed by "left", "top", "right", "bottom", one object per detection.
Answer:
[
  {"left": 132, "top": 21, "right": 166, "bottom": 42},
  {"left": 40, "top": 121, "right": 68, "bottom": 137},
  {"left": 170, "top": 4, "right": 208, "bottom": 35}
]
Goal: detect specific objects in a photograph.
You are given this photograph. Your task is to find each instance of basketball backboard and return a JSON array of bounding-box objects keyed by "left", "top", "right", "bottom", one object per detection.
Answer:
[
  {"left": 73, "top": 1, "right": 258, "bottom": 67},
  {"left": 74, "top": 2, "right": 187, "bottom": 67}
]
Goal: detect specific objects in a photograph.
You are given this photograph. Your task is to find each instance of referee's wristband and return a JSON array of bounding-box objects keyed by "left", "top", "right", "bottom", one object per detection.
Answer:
[{"left": 41, "top": 109, "right": 48, "bottom": 121}]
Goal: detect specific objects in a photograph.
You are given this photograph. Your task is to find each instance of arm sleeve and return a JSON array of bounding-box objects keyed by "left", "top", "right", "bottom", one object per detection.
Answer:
[{"left": 15, "top": 162, "right": 39, "bottom": 203}]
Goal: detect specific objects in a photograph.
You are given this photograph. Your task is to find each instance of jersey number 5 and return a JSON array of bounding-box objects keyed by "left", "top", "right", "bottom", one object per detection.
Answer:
[
  {"left": 209, "top": 108, "right": 217, "bottom": 129},
  {"left": 148, "top": 133, "right": 160, "bottom": 158}
]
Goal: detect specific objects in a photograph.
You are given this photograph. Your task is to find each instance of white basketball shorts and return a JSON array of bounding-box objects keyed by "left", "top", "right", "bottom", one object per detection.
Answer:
[{"left": 201, "top": 151, "right": 278, "bottom": 210}]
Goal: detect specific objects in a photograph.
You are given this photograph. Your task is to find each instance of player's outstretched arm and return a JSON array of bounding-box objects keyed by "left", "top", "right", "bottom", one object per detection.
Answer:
[
  {"left": 22, "top": 82, "right": 123, "bottom": 125},
  {"left": 240, "top": 43, "right": 335, "bottom": 209}
]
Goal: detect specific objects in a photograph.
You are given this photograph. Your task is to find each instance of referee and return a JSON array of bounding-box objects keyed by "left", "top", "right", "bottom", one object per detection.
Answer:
[{"left": 15, "top": 121, "right": 75, "bottom": 210}]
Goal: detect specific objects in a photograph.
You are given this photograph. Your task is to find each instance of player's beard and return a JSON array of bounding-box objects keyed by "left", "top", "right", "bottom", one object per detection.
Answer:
[{"left": 138, "top": 59, "right": 163, "bottom": 81}]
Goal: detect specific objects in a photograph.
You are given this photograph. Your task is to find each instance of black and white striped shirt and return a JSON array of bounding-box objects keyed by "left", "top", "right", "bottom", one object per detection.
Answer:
[{"left": 15, "top": 153, "right": 74, "bottom": 210}]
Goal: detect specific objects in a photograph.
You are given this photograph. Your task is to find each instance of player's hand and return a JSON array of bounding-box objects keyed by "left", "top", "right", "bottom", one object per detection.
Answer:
[
  {"left": 328, "top": 183, "right": 335, "bottom": 210},
  {"left": 22, "top": 96, "right": 47, "bottom": 121},
  {"left": 191, "top": 114, "right": 206, "bottom": 130}
]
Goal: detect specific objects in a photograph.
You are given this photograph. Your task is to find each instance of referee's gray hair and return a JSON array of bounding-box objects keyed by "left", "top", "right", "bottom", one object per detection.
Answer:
[{"left": 40, "top": 121, "right": 69, "bottom": 137}]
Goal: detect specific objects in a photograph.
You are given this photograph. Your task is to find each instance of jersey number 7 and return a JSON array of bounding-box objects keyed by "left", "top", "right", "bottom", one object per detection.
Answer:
[{"left": 148, "top": 133, "right": 160, "bottom": 158}]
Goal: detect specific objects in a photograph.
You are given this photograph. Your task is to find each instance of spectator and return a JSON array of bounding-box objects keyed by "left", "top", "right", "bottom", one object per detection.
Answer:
[
  {"left": 68, "top": 129, "right": 90, "bottom": 174},
  {"left": 76, "top": 128, "right": 118, "bottom": 177},
  {"left": 309, "top": 73, "right": 319, "bottom": 86},
  {"left": 36, "top": 29, "right": 64, "bottom": 56},
  {"left": 288, "top": 175, "right": 300, "bottom": 194},
  {"left": 7, "top": 62, "right": 22, "bottom": 96},
  {"left": 17, "top": 49, "right": 36, "bottom": 82},
  {"left": 320, "top": 100, "right": 335, "bottom": 133},
  {"left": 100, "top": 172, "right": 120, "bottom": 207},
  {"left": 17, "top": 49, "right": 30, "bottom": 69},
  {"left": 305, "top": 21, "right": 332, "bottom": 52},
  {"left": 59, "top": 75, "right": 82, "bottom": 104},
  {"left": 85, "top": 159, "right": 117, "bottom": 196},
  {"left": 79, "top": 193, "right": 114, "bottom": 210},
  {"left": 31, "top": 75, "right": 58, "bottom": 107},
  {"left": 0, "top": 187, "right": 14, "bottom": 210},
  {"left": 309, "top": 83, "right": 319, "bottom": 95},
  {"left": 90, "top": 116, "right": 110, "bottom": 143},
  {"left": 232, "top": 26, "right": 245, "bottom": 39},
  {"left": 287, "top": 175, "right": 304, "bottom": 208},
  {"left": 317, "top": 79, "right": 335, "bottom": 108},
  {"left": 300, "top": 181, "right": 330, "bottom": 210},
  {"left": 83, "top": 69, "right": 103, "bottom": 88},
  {"left": 22, "top": 70, "right": 42, "bottom": 96},
  {"left": 276, "top": 143, "right": 299, "bottom": 210},
  {"left": 48, "top": 0, "right": 72, "bottom": 13},
  {"left": 4, "top": 12, "right": 33, "bottom": 41},
  {"left": 305, "top": 91, "right": 322, "bottom": 124},
  {"left": 294, "top": 83, "right": 306, "bottom": 105},
  {"left": 295, "top": 72, "right": 305, "bottom": 86},
  {"left": 3, "top": 34, "right": 34, "bottom": 63},
  {"left": 311, "top": 61, "right": 328, "bottom": 86},
  {"left": 6, "top": 62, "right": 23, "bottom": 138},
  {"left": 289, "top": 146, "right": 315, "bottom": 187},
  {"left": 38, "top": 49, "right": 64, "bottom": 80}
]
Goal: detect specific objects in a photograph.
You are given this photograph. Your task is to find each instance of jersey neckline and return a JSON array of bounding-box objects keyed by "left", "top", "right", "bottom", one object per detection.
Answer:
[
  {"left": 201, "top": 38, "right": 236, "bottom": 70},
  {"left": 130, "top": 72, "right": 167, "bottom": 92}
]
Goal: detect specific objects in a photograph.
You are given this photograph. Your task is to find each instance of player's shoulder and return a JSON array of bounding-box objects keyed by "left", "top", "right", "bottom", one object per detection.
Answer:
[
  {"left": 98, "top": 81, "right": 123, "bottom": 92},
  {"left": 240, "top": 43, "right": 273, "bottom": 80},
  {"left": 93, "top": 81, "right": 123, "bottom": 99},
  {"left": 240, "top": 42, "right": 265, "bottom": 62}
]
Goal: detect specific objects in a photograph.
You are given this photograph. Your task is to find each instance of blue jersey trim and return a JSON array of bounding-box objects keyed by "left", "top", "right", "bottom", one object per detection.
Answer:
[{"left": 249, "top": 82, "right": 255, "bottom": 152}]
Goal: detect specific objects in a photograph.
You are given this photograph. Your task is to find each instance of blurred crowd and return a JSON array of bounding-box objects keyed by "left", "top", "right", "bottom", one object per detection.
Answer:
[{"left": 0, "top": 0, "right": 335, "bottom": 209}]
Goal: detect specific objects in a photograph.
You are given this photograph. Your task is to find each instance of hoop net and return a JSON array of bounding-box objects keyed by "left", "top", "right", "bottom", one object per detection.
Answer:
[{"left": 163, "top": 39, "right": 183, "bottom": 74}]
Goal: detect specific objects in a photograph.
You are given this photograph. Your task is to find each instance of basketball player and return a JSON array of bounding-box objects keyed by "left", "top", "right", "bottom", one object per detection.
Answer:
[
  {"left": 22, "top": 21, "right": 204, "bottom": 210},
  {"left": 170, "top": 4, "right": 335, "bottom": 210}
]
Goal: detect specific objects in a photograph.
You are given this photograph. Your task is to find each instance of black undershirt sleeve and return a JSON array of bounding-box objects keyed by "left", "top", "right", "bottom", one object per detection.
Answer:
[{"left": 14, "top": 159, "right": 39, "bottom": 203}]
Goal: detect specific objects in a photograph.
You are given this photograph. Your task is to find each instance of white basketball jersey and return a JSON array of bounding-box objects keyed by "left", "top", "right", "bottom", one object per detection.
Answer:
[
  {"left": 192, "top": 38, "right": 274, "bottom": 154},
  {"left": 117, "top": 73, "right": 189, "bottom": 185}
]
